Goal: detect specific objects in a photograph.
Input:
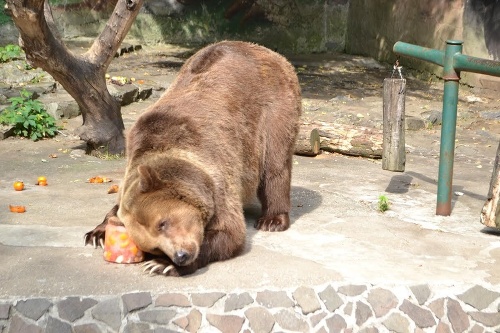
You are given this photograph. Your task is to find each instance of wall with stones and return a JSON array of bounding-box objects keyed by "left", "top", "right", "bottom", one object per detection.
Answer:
[
  {"left": 47, "top": 0, "right": 349, "bottom": 53},
  {"left": 1, "top": 283, "right": 499, "bottom": 332},
  {"left": 346, "top": 0, "right": 500, "bottom": 93}
]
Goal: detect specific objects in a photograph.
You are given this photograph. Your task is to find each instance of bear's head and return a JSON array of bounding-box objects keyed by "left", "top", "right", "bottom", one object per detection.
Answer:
[{"left": 117, "top": 164, "right": 214, "bottom": 267}]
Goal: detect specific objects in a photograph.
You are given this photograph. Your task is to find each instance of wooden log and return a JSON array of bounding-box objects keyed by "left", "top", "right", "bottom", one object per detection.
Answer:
[
  {"left": 480, "top": 141, "right": 500, "bottom": 229},
  {"left": 382, "top": 78, "right": 406, "bottom": 172},
  {"left": 301, "top": 122, "right": 383, "bottom": 159},
  {"left": 294, "top": 128, "right": 321, "bottom": 156}
]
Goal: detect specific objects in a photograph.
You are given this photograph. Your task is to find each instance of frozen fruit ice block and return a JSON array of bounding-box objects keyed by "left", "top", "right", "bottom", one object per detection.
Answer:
[{"left": 103, "top": 221, "right": 144, "bottom": 264}]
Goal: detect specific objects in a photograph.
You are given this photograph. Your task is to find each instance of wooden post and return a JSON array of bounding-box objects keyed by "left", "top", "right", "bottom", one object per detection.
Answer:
[
  {"left": 480, "top": 141, "right": 500, "bottom": 229},
  {"left": 382, "top": 78, "right": 406, "bottom": 172}
]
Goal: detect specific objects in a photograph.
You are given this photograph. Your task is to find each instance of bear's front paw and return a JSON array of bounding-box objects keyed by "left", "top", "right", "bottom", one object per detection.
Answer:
[
  {"left": 142, "top": 259, "right": 181, "bottom": 277},
  {"left": 255, "top": 213, "right": 290, "bottom": 232},
  {"left": 84, "top": 226, "right": 106, "bottom": 248}
]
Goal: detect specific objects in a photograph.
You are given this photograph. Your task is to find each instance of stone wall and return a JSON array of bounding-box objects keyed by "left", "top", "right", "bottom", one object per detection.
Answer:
[
  {"left": 346, "top": 0, "right": 500, "bottom": 93},
  {"left": 48, "top": 0, "right": 349, "bottom": 53}
]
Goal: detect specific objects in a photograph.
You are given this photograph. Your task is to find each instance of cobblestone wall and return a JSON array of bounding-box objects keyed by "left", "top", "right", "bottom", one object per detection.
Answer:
[{"left": 1, "top": 283, "right": 499, "bottom": 332}]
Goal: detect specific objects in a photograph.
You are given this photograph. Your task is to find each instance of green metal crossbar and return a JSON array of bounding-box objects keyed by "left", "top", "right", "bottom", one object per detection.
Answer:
[{"left": 393, "top": 40, "right": 500, "bottom": 216}]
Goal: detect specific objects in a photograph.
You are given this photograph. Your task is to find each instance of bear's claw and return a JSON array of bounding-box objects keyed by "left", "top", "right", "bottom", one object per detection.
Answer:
[
  {"left": 142, "top": 259, "right": 177, "bottom": 276},
  {"left": 255, "top": 213, "right": 290, "bottom": 232}
]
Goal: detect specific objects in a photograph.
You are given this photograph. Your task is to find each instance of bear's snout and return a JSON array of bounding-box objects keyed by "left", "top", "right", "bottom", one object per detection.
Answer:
[{"left": 173, "top": 250, "right": 192, "bottom": 266}]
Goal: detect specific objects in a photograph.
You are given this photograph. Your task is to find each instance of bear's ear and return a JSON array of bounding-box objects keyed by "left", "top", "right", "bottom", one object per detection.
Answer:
[{"left": 137, "top": 165, "right": 162, "bottom": 193}]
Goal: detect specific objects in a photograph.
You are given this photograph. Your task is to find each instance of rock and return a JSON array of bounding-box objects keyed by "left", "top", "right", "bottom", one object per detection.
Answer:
[
  {"left": 399, "top": 299, "right": 436, "bottom": 328},
  {"left": 155, "top": 293, "right": 189, "bottom": 307},
  {"left": 293, "top": 286, "right": 321, "bottom": 314},
  {"left": 224, "top": 292, "right": 254, "bottom": 312},
  {"left": 0, "top": 125, "right": 15, "bottom": 140},
  {"left": 273, "top": 309, "right": 309, "bottom": 332},
  {"left": 325, "top": 314, "right": 347, "bottom": 332},
  {"left": 56, "top": 297, "right": 98, "bottom": 322},
  {"left": 368, "top": 288, "right": 398, "bottom": 317},
  {"left": 318, "top": 285, "right": 344, "bottom": 312},
  {"left": 137, "top": 309, "right": 177, "bottom": 325},
  {"left": 245, "top": 307, "right": 275, "bottom": 333},
  {"left": 355, "top": 301, "right": 373, "bottom": 326},
  {"left": 91, "top": 298, "right": 122, "bottom": 332},
  {"left": 122, "top": 292, "right": 152, "bottom": 313},
  {"left": 73, "top": 323, "right": 102, "bottom": 333},
  {"left": 405, "top": 116, "right": 426, "bottom": 131},
  {"left": 421, "top": 110, "right": 442, "bottom": 125},
  {"left": 8, "top": 314, "right": 42, "bottom": 333},
  {"left": 383, "top": 312, "right": 411, "bottom": 333},
  {"left": 15, "top": 298, "right": 52, "bottom": 321},
  {"left": 191, "top": 292, "right": 225, "bottom": 307},
  {"left": 0, "top": 303, "right": 10, "bottom": 319},
  {"left": 410, "top": 284, "right": 432, "bottom": 305},
  {"left": 458, "top": 285, "right": 500, "bottom": 311},
  {"left": 447, "top": 298, "right": 470, "bottom": 333},
  {"left": 108, "top": 83, "right": 139, "bottom": 106},
  {"left": 338, "top": 284, "right": 367, "bottom": 296},
  {"left": 256, "top": 290, "right": 294, "bottom": 308},
  {"left": 206, "top": 314, "right": 244, "bottom": 333},
  {"left": 45, "top": 316, "right": 72, "bottom": 333}
]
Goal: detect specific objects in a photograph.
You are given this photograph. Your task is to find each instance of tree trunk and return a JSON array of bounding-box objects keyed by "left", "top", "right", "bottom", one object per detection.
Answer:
[
  {"left": 480, "top": 141, "right": 500, "bottom": 229},
  {"left": 302, "top": 122, "right": 383, "bottom": 159},
  {"left": 294, "top": 128, "right": 321, "bottom": 157},
  {"left": 6, "top": 0, "right": 145, "bottom": 154}
]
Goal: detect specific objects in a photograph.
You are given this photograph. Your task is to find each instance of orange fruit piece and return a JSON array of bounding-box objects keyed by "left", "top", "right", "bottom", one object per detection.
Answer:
[
  {"left": 9, "top": 205, "right": 26, "bottom": 213},
  {"left": 107, "top": 184, "right": 119, "bottom": 194},
  {"left": 37, "top": 176, "right": 47, "bottom": 185},
  {"left": 13, "top": 181, "right": 24, "bottom": 191}
]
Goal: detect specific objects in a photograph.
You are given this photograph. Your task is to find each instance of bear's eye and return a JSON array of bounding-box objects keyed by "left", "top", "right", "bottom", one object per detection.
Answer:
[{"left": 157, "top": 219, "right": 169, "bottom": 232}]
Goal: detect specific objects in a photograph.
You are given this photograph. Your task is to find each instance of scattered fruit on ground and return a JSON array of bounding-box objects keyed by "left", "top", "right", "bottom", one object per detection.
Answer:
[
  {"left": 107, "top": 184, "right": 119, "bottom": 194},
  {"left": 88, "top": 176, "right": 112, "bottom": 183},
  {"left": 13, "top": 181, "right": 24, "bottom": 191},
  {"left": 37, "top": 176, "right": 47, "bottom": 185},
  {"left": 9, "top": 205, "right": 26, "bottom": 213}
]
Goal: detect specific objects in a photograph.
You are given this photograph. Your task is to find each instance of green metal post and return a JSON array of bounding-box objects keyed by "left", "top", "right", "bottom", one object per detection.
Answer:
[{"left": 436, "top": 40, "right": 462, "bottom": 216}]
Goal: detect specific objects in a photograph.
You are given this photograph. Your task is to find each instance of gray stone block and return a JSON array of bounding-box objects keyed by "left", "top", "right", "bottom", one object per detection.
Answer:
[
  {"left": 138, "top": 309, "right": 177, "bottom": 325},
  {"left": 367, "top": 288, "right": 398, "bottom": 318},
  {"left": 45, "top": 316, "right": 72, "bottom": 333},
  {"left": 318, "top": 285, "right": 344, "bottom": 312},
  {"left": 15, "top": 298, "right": 52, "bottom": 321},
  {"left": 245, "top": 307, "right": 275, "bottom": 333},
  {"left": 469, "top": 311, "right": 500, "bottom": 328},
  {"left": 122, "top": 322, "right": 154, "bottom": 333},
  {"left": 122, "top": 292, "right": 152, "bottom": 313},
  {"left": 224, "top": 292, "right": 254, "bottom": 312},
  {"left": 410, "top": 284, "right": 431, "bottom": 305},
  {"left": 73, "top": 323, "right": 102, "bottom": 333},
  {"left": 293, "top": 286, "right": 321, "bottom": 314},
  {"left": 383, "top": 312, "right": 410, "bottom": 333},
  {"left": 338, "top": 284, "right": 367, "bottom": 296},
  {"left": 256, "top": 290, "right": 294, "bottom": 308},
  {"left": 399, "top": 299, "right": 435, "bottom": 328},
  {"left": 91, "top": 298, "right": 122, "bottom": 332},
  {"left": 447, "top": 298, "right": 470, "bottom": 333},
  {"left": 8, "top": 315, "right": 42, "bottom": 333},
  {"left": 355, "top": 301, "right": 373, "bottom": 326},
  {"left": 191, "top": 292, "right": 225, "bottom": 307},
  {"left": 273, "top": 309, "right": 309, "bottom": 333},
  {"left": 458, "top": 285, "right": 500, "bottom": 311},
  {"left": 325, "top": 314, "right": 347, "bottom": 332},
  {"left": 155, "top": 293, "right": 189, "bottom": 307},
  {"left": 0, "top": 303, "right": 10, "bottom": 320},
  {"left": 57, "top": 296, "right": 98, "bottom": 322},
  {"left": 206, "top": 314, "right": 244, "bottom": 333}
]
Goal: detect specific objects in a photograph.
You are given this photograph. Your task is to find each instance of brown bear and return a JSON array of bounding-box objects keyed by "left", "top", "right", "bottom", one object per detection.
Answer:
[{"left": 84, "top": 41, "right": 301, "bottom": 276}]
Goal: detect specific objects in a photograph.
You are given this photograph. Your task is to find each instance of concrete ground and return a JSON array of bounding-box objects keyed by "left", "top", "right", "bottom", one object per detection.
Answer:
[{"left": 0, "top": 46, "right": 499, "bottom": 332}]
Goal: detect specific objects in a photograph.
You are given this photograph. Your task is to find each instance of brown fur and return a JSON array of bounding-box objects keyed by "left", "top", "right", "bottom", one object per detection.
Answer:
[{"left": 85, "top": 41, "right": 301, "bottom": 276}]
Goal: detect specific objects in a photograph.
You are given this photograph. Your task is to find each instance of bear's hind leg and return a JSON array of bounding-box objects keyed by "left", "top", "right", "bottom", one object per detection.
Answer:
[{"left": 255, "top": 156, "right": 293, "bottom": 232}]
